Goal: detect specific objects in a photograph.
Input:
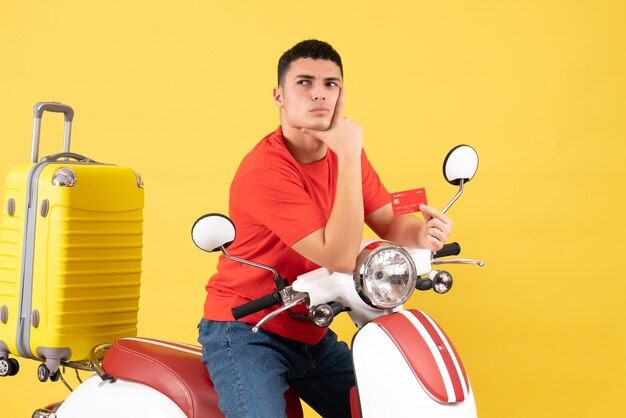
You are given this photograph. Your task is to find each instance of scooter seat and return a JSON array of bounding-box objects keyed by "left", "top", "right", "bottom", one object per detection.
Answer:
[
  {"left": 102, "top": 337, "right": 304, "bottom": 418},
  {"left": 103, "top": 337, "right": 220, "bottom": 418}
]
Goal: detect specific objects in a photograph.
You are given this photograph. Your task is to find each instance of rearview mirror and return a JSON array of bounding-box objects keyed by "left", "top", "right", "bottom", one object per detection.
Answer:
[
  {"left": 441, "top": 145, "right": 479, "bottom": 214},
  {"left": 191, "top": 214, "right": 236, "bottom": 253},
  {"left": 443, "top": 145, "right": 479, "bottom": 186}
]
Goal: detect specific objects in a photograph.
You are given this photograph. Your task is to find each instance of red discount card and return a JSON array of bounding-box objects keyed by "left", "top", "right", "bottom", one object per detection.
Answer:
[{"left": 391, "top": 188, "right": 428, "bottom": 215}]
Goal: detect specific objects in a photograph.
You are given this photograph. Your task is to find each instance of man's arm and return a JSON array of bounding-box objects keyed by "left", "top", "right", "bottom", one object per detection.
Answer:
[
  {"left": 365, "top": 202, "right": 453, "bottom": 251},
  {"left": 290, "top": 90, "right": 365, "bottom": 273},
  {"left": 290, "top": 152, "right": 362, "bottom": 273}
]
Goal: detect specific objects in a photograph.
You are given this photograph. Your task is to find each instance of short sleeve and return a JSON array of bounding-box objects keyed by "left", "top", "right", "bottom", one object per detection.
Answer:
[
  {"left": 236, "top": 166, "right": 327, "bottom": 247},
  {"left": 361, "top": 150, "right": 391, "bottom": 215}
]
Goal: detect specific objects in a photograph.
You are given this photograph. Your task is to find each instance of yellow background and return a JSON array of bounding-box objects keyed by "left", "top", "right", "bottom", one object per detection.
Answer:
[{"left": 1, "top": 1, "right": 625, "bottom": 417}]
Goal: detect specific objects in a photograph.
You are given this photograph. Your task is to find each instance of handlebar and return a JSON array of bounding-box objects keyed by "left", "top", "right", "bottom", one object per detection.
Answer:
[
  {"left": 433, "top": 242, "right": 461, "bottom": 258},
  {"left": 232, "top": 291, "right": 282, "bottom": 320},
  {"left": 415, "top": 278, "right": 433, "bottom": 291}
]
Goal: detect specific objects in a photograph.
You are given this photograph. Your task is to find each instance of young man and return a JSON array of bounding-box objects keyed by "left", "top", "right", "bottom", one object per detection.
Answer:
[{"left": 198, "top": 39, "right": 452, "bottom": 418}]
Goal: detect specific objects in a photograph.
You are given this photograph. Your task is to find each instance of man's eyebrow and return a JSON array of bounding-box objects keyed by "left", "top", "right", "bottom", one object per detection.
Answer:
[{"left": 293, "top": 74, "right": 342, "bottom": 82}]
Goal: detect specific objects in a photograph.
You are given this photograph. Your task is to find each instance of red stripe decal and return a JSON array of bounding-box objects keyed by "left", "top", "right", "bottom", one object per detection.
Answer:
[
  {"left": 429, "top": 316, "right": 470, "bottom": 390},
  {"left": 350, "top": 386, "right": 361, "bottom": 418},
  {"left": 411, "top": 310, "right": 466, "bottom": 401},
  {"left": 374, "top": 313, "right": 448, "bottom": 402}
]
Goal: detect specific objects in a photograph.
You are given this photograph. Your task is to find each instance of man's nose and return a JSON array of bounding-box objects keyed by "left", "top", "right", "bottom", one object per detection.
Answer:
[{"left": 311, "top": 86, "right": 325, "bottom": 101}]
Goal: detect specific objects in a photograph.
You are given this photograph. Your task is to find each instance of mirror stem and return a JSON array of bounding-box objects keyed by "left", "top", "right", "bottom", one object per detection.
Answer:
[
  {"left": 441, "top": 179, "right": 464, "bottom": 215},
  {"left": 221, "top": 246, "right": 286, "bottom": 290}
]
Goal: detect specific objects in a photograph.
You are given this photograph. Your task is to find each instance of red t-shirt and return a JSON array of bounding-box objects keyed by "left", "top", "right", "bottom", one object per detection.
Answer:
[{"left": 204, "top": 126, "right": 390, "bottom": 344}]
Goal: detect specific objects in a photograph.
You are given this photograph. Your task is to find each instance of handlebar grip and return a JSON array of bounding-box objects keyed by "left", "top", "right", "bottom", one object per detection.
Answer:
[
  {"left": 433, "top": 242, "right": 461, "bottom": 258},
  {"left": 231, "top": 292, "right": 282, "bottom": 320},
  {"left": 416, "top": 278, "right": 433, "bottom": 291},
  {"left": 328, "top": 301, "right": 344, "bottom": 316}
]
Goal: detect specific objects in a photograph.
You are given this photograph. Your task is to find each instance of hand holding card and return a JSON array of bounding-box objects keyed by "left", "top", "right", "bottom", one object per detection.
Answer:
[{"left": 391, "top": 188, "right": 428, "bottom": 215}]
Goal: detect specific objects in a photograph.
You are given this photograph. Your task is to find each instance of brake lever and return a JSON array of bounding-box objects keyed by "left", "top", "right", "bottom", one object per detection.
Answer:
[
  {"left": 431, "top": 258, "right": 485, "bottom": 267},
  {"left": 252, "top": 293, "right": 309, "bottom": 333}
]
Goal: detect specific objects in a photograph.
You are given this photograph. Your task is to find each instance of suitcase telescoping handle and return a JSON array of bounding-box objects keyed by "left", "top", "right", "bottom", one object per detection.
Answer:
[{"left": 31, "top": 102, "right": 75, "bottom": 163}]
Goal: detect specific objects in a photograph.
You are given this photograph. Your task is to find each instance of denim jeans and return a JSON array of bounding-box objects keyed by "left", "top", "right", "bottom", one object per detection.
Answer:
[{"left": 198, "top": 319, "right": 354, "bottom": 418}]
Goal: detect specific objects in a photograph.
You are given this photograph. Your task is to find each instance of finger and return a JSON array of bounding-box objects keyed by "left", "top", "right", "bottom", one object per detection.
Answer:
[
  {"left": 426, "top": 218, "right": 451, "bottom": 237},
  {"left": 426, "top": 226, "right": 448, "bottom": 244},
  {"left": 420, "top": 205, "right": 452, "bottom": 226},
  {"left": 419, "top": 204, "right": 433, "bottom": 221},
  {"left": 330, "top": 88, "right": 346, "bottom": 128},
  {"left": 429, "top": 237, "right": 445, "bottom": 252},
  {"left": 423, "top": 234, "right": 445, "bottom": 252}
]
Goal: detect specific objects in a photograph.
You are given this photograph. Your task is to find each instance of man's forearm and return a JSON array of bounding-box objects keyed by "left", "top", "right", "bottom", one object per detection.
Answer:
[
  {"left": 323, "top": 153, "right": 364, "bottom": 272},
  {"left": 383, "top": 214, "right": 423, "bottom": 248}
]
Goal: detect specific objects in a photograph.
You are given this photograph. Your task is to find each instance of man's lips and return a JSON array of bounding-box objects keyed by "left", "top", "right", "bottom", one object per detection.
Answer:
[{"left": 310, "top": 106, "right": 330, "bottom": 112}]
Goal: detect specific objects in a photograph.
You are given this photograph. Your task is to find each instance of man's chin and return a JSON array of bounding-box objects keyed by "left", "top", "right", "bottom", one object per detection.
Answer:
[{"left": 303, "top": 120, "right": 332, "bottom": 131}]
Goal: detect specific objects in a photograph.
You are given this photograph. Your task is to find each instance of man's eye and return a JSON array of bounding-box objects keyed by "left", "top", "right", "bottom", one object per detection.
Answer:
[
  {"left": 326, "top": 82, "right": 339, "bottom": 87},
  {"left": 297, "top": 80, "right": 310, "bottom": 85}
]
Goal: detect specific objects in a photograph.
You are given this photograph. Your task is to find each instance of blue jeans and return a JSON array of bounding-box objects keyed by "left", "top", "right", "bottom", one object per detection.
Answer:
[{"left": 198, "top": 319, "right": 354, "bottom": 418}]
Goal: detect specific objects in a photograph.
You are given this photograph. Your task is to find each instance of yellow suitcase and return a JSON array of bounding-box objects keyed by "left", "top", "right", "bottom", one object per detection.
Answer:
[{"left": 0, "top": 102, "right": 144, "bottom": 380}]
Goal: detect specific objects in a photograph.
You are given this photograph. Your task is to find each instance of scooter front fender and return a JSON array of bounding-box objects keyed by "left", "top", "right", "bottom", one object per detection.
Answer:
[{"left": 351, "top": 309, "right": 477, "bottom": 418}]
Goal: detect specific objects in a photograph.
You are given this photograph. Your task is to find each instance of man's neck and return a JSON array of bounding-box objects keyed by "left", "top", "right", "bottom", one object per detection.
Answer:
[{"left": 281, "top": 123, "right": 328, "bottom": 164}]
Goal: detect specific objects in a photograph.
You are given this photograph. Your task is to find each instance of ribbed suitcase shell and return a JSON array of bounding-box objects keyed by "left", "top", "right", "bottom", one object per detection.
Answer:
[
  {"left": 0, "top": 104, "right": 143, "bottom": 371},
  {"left": 0, "top": 161, "right": 143, "bottom": 365}
]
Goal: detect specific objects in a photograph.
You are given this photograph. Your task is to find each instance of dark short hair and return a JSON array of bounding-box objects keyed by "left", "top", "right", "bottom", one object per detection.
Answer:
[{"left": 277, "top": 39, "right": 343, "bottom": 86}]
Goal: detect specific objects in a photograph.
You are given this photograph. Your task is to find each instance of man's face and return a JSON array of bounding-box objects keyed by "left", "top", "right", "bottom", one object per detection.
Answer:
[{"left": 274, "top": 58, "right": 343, "bottom": 131}]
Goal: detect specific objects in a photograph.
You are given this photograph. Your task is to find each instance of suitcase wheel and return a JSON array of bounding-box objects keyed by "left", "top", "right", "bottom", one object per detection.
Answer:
[
  {"left": 37, "top": 363, "right": 60, "bottom": 382},
  {"left": 37, "top": 363, "right": 50, "bottom": 382},
  {"left": 50, "top": 369, "right": 61, "bottom": 382},
  {"left": 0, "top": 358, "right": 19, "bottom": 377}
]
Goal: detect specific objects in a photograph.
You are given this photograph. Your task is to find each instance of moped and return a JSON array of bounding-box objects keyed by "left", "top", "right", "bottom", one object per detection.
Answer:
[{"left": 32, "top": 144, "right": 483, "bottom": 418}]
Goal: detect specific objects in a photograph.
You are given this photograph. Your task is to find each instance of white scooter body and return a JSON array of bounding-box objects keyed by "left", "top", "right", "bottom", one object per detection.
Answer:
[{"left": 55, "top": 376, "right": 186, "bottom": 418}]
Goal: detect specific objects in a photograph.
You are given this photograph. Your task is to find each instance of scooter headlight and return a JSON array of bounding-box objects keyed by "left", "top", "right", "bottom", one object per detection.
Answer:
[{"left": 353, "top": 240, "right": 417, "bottom": 309}]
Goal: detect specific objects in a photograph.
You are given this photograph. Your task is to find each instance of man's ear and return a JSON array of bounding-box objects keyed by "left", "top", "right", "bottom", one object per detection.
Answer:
[{"left": 273, "top": 87, "right": 283, "bottom": 108}]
